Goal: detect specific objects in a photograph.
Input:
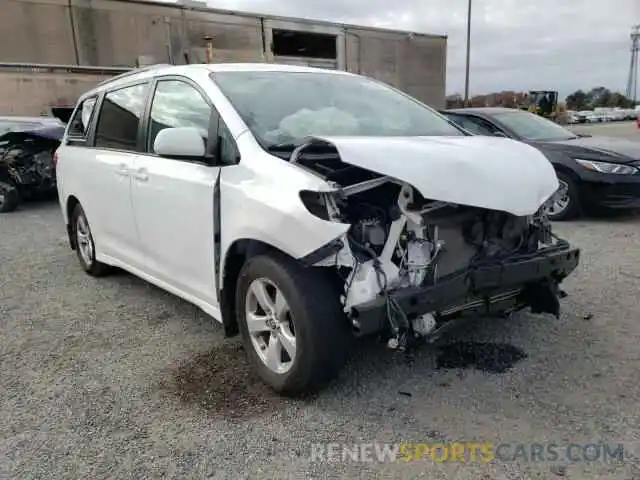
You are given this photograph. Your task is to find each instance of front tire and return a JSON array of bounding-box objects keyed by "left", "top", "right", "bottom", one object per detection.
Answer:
[
  {"left": 71, "top": 204, "right": 112, "bottom": 276},
  {"left": 547, "top": 172, "right": 581, "bottom": 221},
  {"left": 0, "top": 181, "right": 20, "bottom": 213},
  {"left": 236, "top": 252, "right": 351, "bottom": 395}
]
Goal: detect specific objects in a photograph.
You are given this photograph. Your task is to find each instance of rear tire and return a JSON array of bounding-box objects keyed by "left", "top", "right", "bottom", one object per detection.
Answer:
[
  {"left": 236, "top": 252, "right": 351, "bottom": 395},
  {"left": 0, "top": 181, "right": 20, "bottom": 213},
  {"left": 548, "top": 172, "right": 581, "bottom": 221},
  {"left": 71, "top": 204, "right": 112, "bottom": 276}
]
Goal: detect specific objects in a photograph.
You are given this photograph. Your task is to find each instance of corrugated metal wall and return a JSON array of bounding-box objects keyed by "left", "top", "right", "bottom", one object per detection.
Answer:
[
  {"left": 0, "top": 0, "right": 447, "bottom": 114},
  {"left": 345, "top": 29, "right": 446, "bottom": 109}
]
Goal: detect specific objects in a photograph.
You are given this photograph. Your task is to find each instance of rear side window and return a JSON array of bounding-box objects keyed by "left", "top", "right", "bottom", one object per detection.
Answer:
[
  {"left": 94, "top": 83, "right": 149, "bottom": 151},
  {"left": 67, "top": 97, "right": 97, "bottom": 138}
]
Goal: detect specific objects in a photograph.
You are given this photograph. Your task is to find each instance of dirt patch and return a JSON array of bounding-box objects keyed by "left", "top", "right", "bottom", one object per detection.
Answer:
[
  {"left": 159, "top": 341, "right": 287, "bottom": 419},
  {"left": 436, "top": 342, "right": 527, "bottom": 373}
]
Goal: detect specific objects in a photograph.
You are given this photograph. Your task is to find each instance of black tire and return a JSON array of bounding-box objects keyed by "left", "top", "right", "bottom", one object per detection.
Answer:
[
  {"left": 236, "top": 252, "right": 352, "bottom": 395},
  {"left": 0, "top": 181, "right": 20, "bottom": 213},
  {"left": 548, "top": 171, "right": 581, "bottom": 221},
  {"left": 71, "top": 203, "right": 112, "bottom": 276}
]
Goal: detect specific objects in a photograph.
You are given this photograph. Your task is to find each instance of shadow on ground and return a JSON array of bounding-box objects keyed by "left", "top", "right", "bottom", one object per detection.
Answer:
[
  {"left": 158, "top": 341, "right": 288, "bottom": 419},
  {"left": 158, "top": 333, "right": 527, "bottom": 417},
  {"left": 583, "top": 208, "right": 640, "bottom": 223}
]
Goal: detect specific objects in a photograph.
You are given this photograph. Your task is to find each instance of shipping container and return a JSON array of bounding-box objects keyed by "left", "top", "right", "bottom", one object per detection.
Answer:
[{"left": 0, "top": 0, "right": 447, "bottom": 115}]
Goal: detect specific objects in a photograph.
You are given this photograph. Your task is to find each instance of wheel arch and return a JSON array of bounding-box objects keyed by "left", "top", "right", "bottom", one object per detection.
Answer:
[
  {"left": 549, "top": 165, "right": 583, "bottom": 220},
  {"left": 554, "top": 164, "right": 581, "bottom": 183},
  {"left": 553, "top": 165, "right": 583, "bottom": 203},
  {"left": 219, "top": 238, "right": 291, "bottom": 338}
]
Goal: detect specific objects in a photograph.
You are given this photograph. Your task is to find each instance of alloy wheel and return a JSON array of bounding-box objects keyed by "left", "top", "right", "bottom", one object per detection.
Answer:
[
  {"left": 245, "top": 277, "right": 297, "bottom": 374},
  {"left": 76, "top": 213, "right": 94, "bottom": 266},
  {"left": 548, "top": 179, "right": 570, "bottom": 217}
]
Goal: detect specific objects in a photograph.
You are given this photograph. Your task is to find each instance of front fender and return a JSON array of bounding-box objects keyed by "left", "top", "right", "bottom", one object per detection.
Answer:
[
  {"left": 220, "top": 187, "right": 350, "bottom": 271},
  {"left": 219, "top": 175, "right": 350, "bottom": 280}
]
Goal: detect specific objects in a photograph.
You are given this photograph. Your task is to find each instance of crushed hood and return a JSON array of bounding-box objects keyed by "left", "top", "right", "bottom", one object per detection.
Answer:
[{"left": 311, "top": 135, "right": 559, "bottom": 216}]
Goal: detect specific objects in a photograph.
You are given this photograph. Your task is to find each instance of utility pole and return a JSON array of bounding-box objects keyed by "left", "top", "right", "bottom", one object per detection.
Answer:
[
  {"left": 626, "top": 25, "right": 640, "bottom": 104},
  {"left": 463, "top": 0, "right": 472, "bottom": 107},
  {"left": 163, "top": 17, "right": 174, "bottom": 65}
]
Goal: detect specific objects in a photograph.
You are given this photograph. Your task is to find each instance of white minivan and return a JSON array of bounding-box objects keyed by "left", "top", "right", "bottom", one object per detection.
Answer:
[{"left": 56, "top": 63, "right": 580, "bottom": 394}]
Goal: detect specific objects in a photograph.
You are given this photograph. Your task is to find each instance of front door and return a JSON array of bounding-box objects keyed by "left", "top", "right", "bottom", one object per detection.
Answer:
[{"left": 131, "top": 78, "right": 220, "bottom": 305}]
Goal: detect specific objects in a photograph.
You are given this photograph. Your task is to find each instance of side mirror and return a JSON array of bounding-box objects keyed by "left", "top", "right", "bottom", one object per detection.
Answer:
[{"left": 154, "top": 127, "right": 208, "bottom": 161}]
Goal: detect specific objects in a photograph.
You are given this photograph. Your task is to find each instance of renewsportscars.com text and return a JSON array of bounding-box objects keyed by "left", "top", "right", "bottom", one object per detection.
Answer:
[{"left": 310, "top": 442, "right": 625, "bottom": 464}]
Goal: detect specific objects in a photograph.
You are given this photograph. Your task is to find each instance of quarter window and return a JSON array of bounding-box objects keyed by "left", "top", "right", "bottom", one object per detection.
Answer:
[
  {"left": 147, "top": 80, "right": 211, "bottom": 152},
  {"left": 67, "top": 97, "right": 97, "bottom": 138},
  {"left": 218, "top": 123, "right": 239, "bottom": 165},
  {"left": 94, "top": 83, "right": 149, "bottom": 151}
]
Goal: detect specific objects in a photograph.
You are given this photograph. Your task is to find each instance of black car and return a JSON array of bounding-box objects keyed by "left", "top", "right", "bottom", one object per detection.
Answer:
[
  {"left": 0, "top": 117, "right": 65, "bottom": 213},
  {"left": 441, "top": 107, "right": 640, "bottom": 220}
]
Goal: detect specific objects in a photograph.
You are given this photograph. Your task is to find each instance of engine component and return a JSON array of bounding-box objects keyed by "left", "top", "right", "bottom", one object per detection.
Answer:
[
  {"left": 406, "top": 235, "right": 431, "bottom": 285},
  {"left": 343, "top": 257, "right": 400, "bottom": 312},
  {"left": 412, "top": 312, "right": 437, "bottom": 336},
  {"left": 323, "top": 175, "right": 560, "bottom": 344},
  {"left": 352, "top": 218, "right": 386, "bottom": 249}
]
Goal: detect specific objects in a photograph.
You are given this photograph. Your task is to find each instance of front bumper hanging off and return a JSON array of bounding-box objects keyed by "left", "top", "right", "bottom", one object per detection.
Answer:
[{"left": 350, "top": 244, "right": 581, "bottom": 336}]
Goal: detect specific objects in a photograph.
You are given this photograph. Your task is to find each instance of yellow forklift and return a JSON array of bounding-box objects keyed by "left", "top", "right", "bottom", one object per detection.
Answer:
[{"left": 519, "top": 91, "right": 559, "bottom": 121}]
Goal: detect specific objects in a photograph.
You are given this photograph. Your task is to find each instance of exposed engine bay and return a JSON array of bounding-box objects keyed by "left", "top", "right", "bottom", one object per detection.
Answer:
[{"left": 288, "top": 139, "right": 575, "bottom": 350}]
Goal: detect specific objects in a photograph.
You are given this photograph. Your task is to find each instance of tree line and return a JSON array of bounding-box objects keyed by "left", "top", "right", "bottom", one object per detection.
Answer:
[{"left": 446, "top": 87, "right": 636, "bottom": 110}]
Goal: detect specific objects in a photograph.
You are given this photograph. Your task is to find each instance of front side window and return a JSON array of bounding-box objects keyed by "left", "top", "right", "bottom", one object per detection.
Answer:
[
  {"left": 94, "top": 83, "right": 149, "bottom": 150},
  {"left": 211, "top": 71, "right": 463, "bottom": 147},
  {"left": 147, "top": 80, "right": 211, "bottom": 152},
  {"left": 491, "top": 110, "right": 578, "bottom": 141}
]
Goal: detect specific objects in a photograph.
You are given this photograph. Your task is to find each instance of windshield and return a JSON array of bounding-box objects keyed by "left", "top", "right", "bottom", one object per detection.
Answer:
[
  {"left": 491, "top": 110, "right": 577, "bottom": 141},
  {"left": 212, "top": 71, "right": 463, "bottom": 146}
]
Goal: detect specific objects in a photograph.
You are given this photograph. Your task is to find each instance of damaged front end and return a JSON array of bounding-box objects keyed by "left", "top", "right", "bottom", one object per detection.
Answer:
[
  {"left": 0, "top": 125, "right": 63, "bottom": 202},
  {"left": 288, "top": 136, "right": 580, "bottom": 349}
]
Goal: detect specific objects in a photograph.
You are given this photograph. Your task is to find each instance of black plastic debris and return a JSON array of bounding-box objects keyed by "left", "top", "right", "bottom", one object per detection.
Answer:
[{"left": 436, "top": 342, "right": 527, "bottom": 373}]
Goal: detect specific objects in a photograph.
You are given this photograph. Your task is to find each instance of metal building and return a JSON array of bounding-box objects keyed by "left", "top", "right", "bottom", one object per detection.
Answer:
[{"left": 0, "top": 0, "right": 447, "bottom": 115}]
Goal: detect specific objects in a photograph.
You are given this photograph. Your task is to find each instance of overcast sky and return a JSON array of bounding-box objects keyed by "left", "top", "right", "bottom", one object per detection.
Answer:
[{"left": 189, "top": 0, "right": 639, "bottom": 100}]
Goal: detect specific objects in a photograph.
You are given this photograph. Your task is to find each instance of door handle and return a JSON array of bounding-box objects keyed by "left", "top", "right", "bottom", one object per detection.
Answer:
[
  {"left": 116, "top": 163, "right": 130, "bottom": 177},
  {"left": 134, "top": 168, "right": 149, "bottom": 182}
]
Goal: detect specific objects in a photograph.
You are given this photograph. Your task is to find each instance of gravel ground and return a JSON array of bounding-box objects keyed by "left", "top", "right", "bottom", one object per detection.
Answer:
[
  {"left": 2, "top": 204, "right": 639, "bottom": 480},
  {"left": 2, "top": 125, "right": 640, "bottom": 479}
]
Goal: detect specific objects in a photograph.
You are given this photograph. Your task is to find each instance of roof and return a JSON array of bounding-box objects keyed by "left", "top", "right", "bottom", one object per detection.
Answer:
[{"left": 83, "top": 63, "right": 354, "bottom": 100}]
